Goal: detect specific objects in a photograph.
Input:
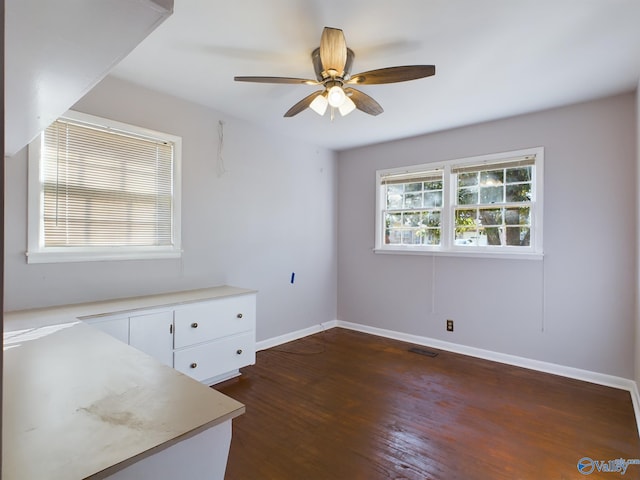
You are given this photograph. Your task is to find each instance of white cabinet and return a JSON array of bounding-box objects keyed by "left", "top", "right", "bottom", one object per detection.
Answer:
[
  {"left": 84, "top": 289, "right": 256, "bottom": 385},
  {"left": 89, "top": 316, "right": 129, "bottom": 344},
  {"left": 130, "top": 311, "right": 174, "bottom": 368},
  {"left": 173, "top": 295, "right": 256, "bottom": 384}
]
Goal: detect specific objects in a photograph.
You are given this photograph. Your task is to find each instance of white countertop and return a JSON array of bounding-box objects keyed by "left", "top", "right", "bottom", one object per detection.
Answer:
[
  {"left": 4, "top": 285, "right": 256, "bottom": 331},
  {"left": 2, "top": 286, "right": 253, "bottom": 479}
]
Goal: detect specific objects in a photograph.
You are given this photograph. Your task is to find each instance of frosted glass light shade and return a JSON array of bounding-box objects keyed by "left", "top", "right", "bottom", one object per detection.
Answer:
[
  {"left": 309, "top": 94, "right": 328, "bottom": 115},
  {"left": 338, "top": 96, "right": 356, "bottom": 116}
]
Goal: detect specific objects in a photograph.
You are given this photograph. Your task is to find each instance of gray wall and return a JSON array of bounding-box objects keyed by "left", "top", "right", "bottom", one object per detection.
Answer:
[
  {"left": 337, "top": 93, "right": 636, "bottom": 379},
  {"left": 4, "top": 76, "right": 338, "bottom": 342}
]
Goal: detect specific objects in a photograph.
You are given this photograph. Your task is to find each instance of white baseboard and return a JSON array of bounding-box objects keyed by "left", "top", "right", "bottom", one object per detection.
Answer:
[
  {"left": 336, "top": 320, "right": 634, "bottom": 389},
  {"left": 336, "top": 320, "right": 640, "bottom": 437},
  {"left": 631, "top": 382, "right": 640, "bottom": 437},
  {"left": 255, "top": 320, "right": 338, "bottom": 351},
  {"left": 256, "top": 319, "right": 640, "bottom": 436}
]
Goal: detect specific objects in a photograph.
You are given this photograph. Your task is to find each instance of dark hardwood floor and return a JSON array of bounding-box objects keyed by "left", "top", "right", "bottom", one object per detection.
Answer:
[{"left": 215, "top": 328, "right": 640, "bottom": 480}]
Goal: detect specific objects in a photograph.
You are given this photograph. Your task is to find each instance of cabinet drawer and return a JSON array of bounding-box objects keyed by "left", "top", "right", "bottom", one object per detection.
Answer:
[
  {"left": 174, "top": 295, "right": 255, "bottom": 348},
  {"left": 174, "top": 332, "right": 255, "bottom": 382}
]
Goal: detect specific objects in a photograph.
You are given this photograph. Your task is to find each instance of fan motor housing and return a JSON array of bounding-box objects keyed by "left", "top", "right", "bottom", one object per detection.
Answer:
[{"left": 312, "top": 47, "right": 354, "bottom": 82}]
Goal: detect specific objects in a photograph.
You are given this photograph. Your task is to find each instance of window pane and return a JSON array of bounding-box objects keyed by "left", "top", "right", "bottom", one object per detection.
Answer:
[
  {"left": 402, "top": 230, "right": 416, "bottom": 244},
  {"left": 455, "top": 209, "right": 476, "bottom": 226},
  {"left": 478, "top": 208, "right": 502, "bottom": 226},
  {"left": 387, "top": 184, "right": 403, "bottom": 195},
  {"left": 505, "top": 207, "right": 530, "bottom": 225},
  {"left": 458, "top": 172, "right": 477, "bottom": 187},
  {"left": 386, "top": 230, "right": 401, "bottom": 244},
  {"left": 506, "top": 167, "right": 531, "bottom": 183},
  {"left": 424, "top": 191, "right": 442, "bottom": 208},
  {"left": 505, "top": 183, "right": 531, "bottom": 202},
  {"left": 404, "top": 193, "right": 422, "bottom": 208},
  {"left": 386, "top": 189, "right": 403, "bottom": 209},
  {"left": 384, "top": 208, "right": 443, "bottom": 247},
  {"left": 479, "top": 225, "right": 502, "bottom": 245},
  {"left": 386, "top": 212, "right": 402, "bottom": 228},
  {"left": 458, "top": 187, "right": 477, "bottom": 205},
  {"left": 506, "top": 227, "right": 530, "bottom": 246},
  {"left": 480, "top": 186, "right": 503, "bottom": 204},
  {"left": 480, "top": 170, "right": 504, "bottom": 186},
  {"left": 454, "top": 232, "right": 478, "bottom": 245},
  {"left": 418, "top": 228, "right": 440, "bottom": 246},
  {"left": 423, "top": 211, "right": 440, "bottom": 227},
  {"left": 424, "top": 180, "right": 443, "bottom": 190},
  {"left": 404, "top": 213, "right": 421, "bottom": 227},
  {"left": 454, "top": 208, "right": 477, "bottom": 245},
  {"left": 405, "top": 182, "right": 422, "bottom": 192}
]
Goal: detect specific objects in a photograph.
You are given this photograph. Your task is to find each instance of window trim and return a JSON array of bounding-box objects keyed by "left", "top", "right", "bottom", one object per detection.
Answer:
[
  {"left": 374, "top": 147, "right": 544, "bottom": 259},
  {"left": 27, "top": 110, "right": 182, "bottom": 264}
]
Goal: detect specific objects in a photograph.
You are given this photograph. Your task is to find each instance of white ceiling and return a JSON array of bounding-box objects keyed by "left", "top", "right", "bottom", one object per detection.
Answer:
[{"left": 110, "top": 0, "right": 640, "bottom": 151}]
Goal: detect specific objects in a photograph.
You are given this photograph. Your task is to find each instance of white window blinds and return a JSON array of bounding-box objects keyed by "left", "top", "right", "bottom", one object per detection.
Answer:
[
  {"left": 450, "top": 155, "right": 536, "bottom": 175},
  {"left": 41, "top": 118, "right": 175, "bottom": 248},
  {"left": 379, "top": 169, "right": 443, "bottom": 185}
]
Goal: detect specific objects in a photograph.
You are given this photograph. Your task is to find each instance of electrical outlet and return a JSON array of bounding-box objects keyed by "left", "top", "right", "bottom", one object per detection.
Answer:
[{"left": 446, "top": 319, "right": 454, "bottom": 332}]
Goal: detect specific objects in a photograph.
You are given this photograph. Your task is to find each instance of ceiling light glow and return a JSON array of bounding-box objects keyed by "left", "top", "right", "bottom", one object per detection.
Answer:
[{"left": 327, "top": 86, "right": 346, "bottom": 107}]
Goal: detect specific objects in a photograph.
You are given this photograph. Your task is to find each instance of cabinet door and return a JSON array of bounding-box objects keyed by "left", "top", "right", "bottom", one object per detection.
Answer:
[{"left": 129, "top": 311, "right": 174, "bottom": 368}]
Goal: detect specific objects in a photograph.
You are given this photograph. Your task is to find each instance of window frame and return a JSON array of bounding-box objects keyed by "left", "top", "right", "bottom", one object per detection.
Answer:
[
  {"left": 375, "top": 147, "right": 544, "bottom": 259},
  {"left": 27, "top": 110, "right": 182, "bottom": 264}
]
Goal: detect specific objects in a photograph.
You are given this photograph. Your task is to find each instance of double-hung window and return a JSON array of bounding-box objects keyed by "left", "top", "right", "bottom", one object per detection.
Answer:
[
  {"left": 381, "top": 169, "right": 444, "bottom": 247},
  {"left": 27, "top": 111, "right": 182, "bottom": 263},
  {"left": 375, "top": 147, "right": 543, "bottom": 258}
]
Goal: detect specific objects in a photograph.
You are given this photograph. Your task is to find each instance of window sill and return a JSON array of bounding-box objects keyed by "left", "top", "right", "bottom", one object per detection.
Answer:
[
  {"left": 26, "top": 249, "right": 182, "bottom": 264},
  {"left": 373, "top": 248, "right": 543, "bottom": 261}
]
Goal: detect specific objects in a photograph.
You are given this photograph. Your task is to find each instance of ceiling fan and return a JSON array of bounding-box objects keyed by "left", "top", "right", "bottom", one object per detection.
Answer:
[{"left": 234, "top": 27, "right": 435, "bottom": 119}]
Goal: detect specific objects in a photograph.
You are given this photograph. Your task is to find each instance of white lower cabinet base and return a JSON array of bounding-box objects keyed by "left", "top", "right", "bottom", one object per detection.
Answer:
[
  {"left": 174, "top": 331, "right": 256, "bottom": 383},
  {"left": 104, "top": 420, "right": 232, "bottom": 480},
  {"left": 84, "top": 288, "right": 257, "bottom": 385}
]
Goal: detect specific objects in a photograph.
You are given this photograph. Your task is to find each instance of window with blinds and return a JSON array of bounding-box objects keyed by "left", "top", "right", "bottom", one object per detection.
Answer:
[
  {"left": 375, "top": 148, "right": 543, "bottom": 257},
  {"left": 27, "top": 111, "right": 182, "bottom": 263}
]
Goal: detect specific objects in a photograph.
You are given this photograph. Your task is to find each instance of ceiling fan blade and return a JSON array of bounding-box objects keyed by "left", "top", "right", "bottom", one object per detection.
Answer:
[
  {"left": 234, "top": 76, "right": 319, "bottom": 85},
  {"left": 344, "top": 88, "right": 384, "bottom": 116},
  {"left": 346, "top": 65, "right": 435, "bottom": 85},
  {"left": 284, "top": 90, "right": 325, "bottom": 117},
  {"left": 319, "top": 27, "right": 347, "bottom": 76}
]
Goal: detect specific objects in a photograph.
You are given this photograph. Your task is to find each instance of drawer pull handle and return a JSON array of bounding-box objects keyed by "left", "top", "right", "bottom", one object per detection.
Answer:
[
  {"left": 191, "top": 322, "right": 198, "bottom": 328},
  {"left": 236, "top": 349, "right": 243, "bottom": 355},
  {"left": 236, "top": 313, "right": 243, "bottom": 319},
  {"left": 190, "top": 362, "right": 198, "bottom": 369}
]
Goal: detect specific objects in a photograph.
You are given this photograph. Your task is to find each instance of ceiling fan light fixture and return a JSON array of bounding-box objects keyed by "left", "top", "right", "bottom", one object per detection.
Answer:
[
  {"left": 338, "top": 96, "right": 356, "bottom": 116},
  {"left": 309, "top": 94, "right": 328, "bottom": 116},
  {"left": 327, "top": 85, "right": 346, "bottom": 108},
  {"left": 234, "top": 27, "right": 435, "bottom": 119}
]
